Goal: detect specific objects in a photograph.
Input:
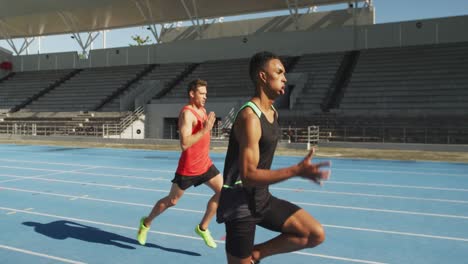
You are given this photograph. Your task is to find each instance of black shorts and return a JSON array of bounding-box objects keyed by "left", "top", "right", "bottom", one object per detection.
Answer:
[
  {"left": 171, "top": 164, "right": 220, "bottom": 190},
  {"left": 224, "top": 196, "right": 301, "bottom": 258}
]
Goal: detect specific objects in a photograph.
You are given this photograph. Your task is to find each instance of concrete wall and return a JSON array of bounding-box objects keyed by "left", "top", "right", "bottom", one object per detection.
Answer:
[
  {"left": 11, "top": 51, "right": 77, "bottom": 72},
  {"left": 10, "top": 15, "right": 468, "bottom": 72},
  {"left": 0, "top": 47, "right": 12, "bottom": 61},
  {"left": 146, "top": 98, "right": 246, "bottom": 138},
  {"left": 105, "top": 117, "right": 145, "bottom": 139}
]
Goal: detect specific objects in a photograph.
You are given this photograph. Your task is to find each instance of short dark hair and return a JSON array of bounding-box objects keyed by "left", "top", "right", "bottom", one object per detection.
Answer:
[
  {"left": 249, "top": 51, "right": 280, "bottom": 85},
  {"left": 187, "top": 79, "right": 207, "bottom": 96}
]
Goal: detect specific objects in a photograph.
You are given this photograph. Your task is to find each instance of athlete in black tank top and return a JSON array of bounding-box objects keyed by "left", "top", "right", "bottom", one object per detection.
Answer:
[
  {"left": 216, "top": 52, "right": 332, "bottom": 264},
  {"left": 217, "top": 101, "right": 280, "bottom": 222}
]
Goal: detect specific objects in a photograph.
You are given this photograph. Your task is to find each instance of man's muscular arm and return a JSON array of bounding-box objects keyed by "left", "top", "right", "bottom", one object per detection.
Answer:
[{"left": 179, "top": 110, "right": 216, "bottom": 151}]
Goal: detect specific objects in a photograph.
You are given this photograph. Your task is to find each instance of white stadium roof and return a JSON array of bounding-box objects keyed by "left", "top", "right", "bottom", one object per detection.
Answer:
[{"left": 0, "top": 0, "right": 365, "bottom": 39}]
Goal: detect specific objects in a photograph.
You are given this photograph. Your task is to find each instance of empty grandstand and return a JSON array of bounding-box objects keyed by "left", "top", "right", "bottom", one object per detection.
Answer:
[{"left": 1, "top": 0, "right": 467, "bottom": 145}]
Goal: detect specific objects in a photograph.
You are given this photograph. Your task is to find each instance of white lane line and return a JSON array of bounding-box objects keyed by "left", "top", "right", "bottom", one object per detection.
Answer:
[
  {"left": 0, "top": 165, "right": 80, "bottom": 172},
  {"left": 0, "top": 167, "right": 98, "bottom": 184},
  {"left": 0, "top": 177, "right": 211, "bottom": 197},
  {"left": 0, "top": 172, "right": 71, "bottom": 184},
  {"left": 6, "top": 208, "right": 33, "bottom": 215},
  {"left": 0, "top": 171, "right": 165, "bottom": 182},
  {"left": 0, "top": 206, "right": 389, "bottom": 264},
  {"left": 0, "top": 186, "right": 204, "bottom": 213},
  {"left": 294, "top": 251, "right": 387, "bottom": 264},
  {"left": 272, "top": 187, "right": 468, "bottom": 204},
  {"left": 1, "top": 156, "right": 467, "bottom": 177},
  {"left": 288, "top": 178, "right": 468, "bottom": 192},
  {"left": 3, "top": 178, "right": 468, "bottom": 219},
  {"left": 3, "top": 185, "right": 468, "bottom": 222},
  {"left": 0, "top": 244, "right": 86, "bottom": 264},
  {"left": 293, "top": 201, "right": 468, "bottom": 220},
  {"left": 4, "top": 169, "right": 468, "bottom": 195},
  {"left": 324, "top": 224, "right": 468, "bottom": 242},
  {"left": 333, "top": 168, "right": 468, "bottom": 177},
  {"left": 0, "top": 150, "right": 164, "bottom": 162},
  {"left": 69, "top": 195, "right": 88, "bottom": 201},
  {"left": 0, "top": 154, "right": 177, "bottom": 173},
  {"left": 0, "top": 157, "right": 173, "bottom": 173},
  {"left": 327, "top": 180, "right": 468, "bottom": 192}
]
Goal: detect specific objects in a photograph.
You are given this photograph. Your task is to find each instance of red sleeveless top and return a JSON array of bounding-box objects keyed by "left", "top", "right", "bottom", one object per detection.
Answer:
[{"left": 176, "top": 106, "right": 213, "bottom": 176}]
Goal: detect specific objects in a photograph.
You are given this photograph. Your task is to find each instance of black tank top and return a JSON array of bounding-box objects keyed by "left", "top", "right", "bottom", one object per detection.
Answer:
[{"left": 217, "top": 101, "right": 280, "bottom": 223}]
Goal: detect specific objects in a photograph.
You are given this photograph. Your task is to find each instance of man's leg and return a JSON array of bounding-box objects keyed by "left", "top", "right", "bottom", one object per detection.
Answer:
[
  {"left": 137, "top": 183, "right": 185, "bottom": 245},
  {"left": 225, "top": 217, "right": 258, "bottom": 264},
  {"left": 195, "top": 173, "right": 222, "bottom": 248},
  {"left": 144, "top": 183, "right": 186, "bottom": 227},
  {"left": 199, "top": 173, "right": 223, "bottom": 229},
  {"left": 251, "top": 208, "right": 325, "bottom": 261},
  {"left": 227, "top": 253, "right": 254, "bottom": 264}
]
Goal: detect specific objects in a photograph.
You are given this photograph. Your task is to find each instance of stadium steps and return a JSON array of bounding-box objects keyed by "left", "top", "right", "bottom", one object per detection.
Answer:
[
  {"left": 9, "top": 69, "right": 82, "bottom": 113},
  {"left": 93, "top": 64, "right": 157, "bottom": 111},
  {"left": 153, "top": 62, "right": 200, "bottom": 99},
  {"left": 321, "top": 50, "right": 360, "bottom": 112},
  {"left": 0, "top": 72, "right": 15, "bottom": 83},
  {"left": 284, "top": 56, "right": 301, "bottom": 73}
]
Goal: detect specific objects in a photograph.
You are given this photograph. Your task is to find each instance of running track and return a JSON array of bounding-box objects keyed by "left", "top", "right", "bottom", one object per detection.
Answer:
[{"left": 1, "top": 144, "right": 467, "bottom": 263}]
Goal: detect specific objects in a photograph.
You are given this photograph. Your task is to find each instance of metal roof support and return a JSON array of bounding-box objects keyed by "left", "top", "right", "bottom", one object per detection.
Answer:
[
  {"left": 0, "top": 20, "right": 35, "bottom": 55},
  {"left": 152, "top": 23, "right": 177, "bottom": 43},
  {"left": 180, "top": 0, "right": 203, "bottom": 39},
  {"left": 133, "top": 0, "right": 154, "bottom": 22},
  {"left": 352, "top": 0, "right": 359, "bottom": 49},
  {"left": 134, "top": 0, "right": 172, "bottom": 43},
  {"left": 306, "top": 6, "right": 318, "bottom": 14},
  {"left": 58, "top": 11, "right": 99, "bottom": 57},
  {"left": 3, "top": 37, "right": 35, "bottom": 55},
  {"left": 70, "top": 32, "right": 100, "bottom": 57},
  {"left": 285, "top": 0, "right": 300, "bottom": 30}
]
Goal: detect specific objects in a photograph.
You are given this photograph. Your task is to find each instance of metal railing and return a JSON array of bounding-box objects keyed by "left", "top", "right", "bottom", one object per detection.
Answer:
[
  {"left": 0, "top": 122, "right": 105, "bottom": 137},
  {"left": 102, "top": 106, "right": 145, "bottom": 138},
  {"left": 319, "top": 126, "right": 468, "bottom": 144},
  {"left": 3, "top": 121, "right": 467, "bottom": 145}
]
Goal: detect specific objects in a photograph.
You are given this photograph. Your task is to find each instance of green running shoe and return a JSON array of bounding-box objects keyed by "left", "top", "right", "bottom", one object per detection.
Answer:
[
  {"left": 195, "top": 225, "right": 217, "bottom": 248},
  {"left": 137, "top": 217, "right": 150, "bottom": 245}
]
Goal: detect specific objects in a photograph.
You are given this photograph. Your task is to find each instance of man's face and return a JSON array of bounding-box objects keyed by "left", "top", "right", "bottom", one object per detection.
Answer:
[
  {"left": 260, "top": 58, "right": 287, "bottom": 98},
  {"left": 190, "top": 86, "right": 207, "bottom": 107}
]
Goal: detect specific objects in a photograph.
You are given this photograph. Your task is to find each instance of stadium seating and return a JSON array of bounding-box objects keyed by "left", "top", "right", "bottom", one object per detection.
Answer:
[
  {"left": 289, "top": 52, "right": 344, "bottom": 112},
  {"left": 337, "top": 42, "right": 468, "bottom": 115},
  {"left": 101, "top": 63, "right": 190, "bottom": 111},
  {"left": 158, "top": 58, "right": 253, "bottom": 101},
  {"left": 23, "top": 65, "right": 146, "bottom": 112},
  {"left": 1, "top": 41, "right": 467, "bottom": 143},
  {"left": 0, "top": 69, "right": 72, "bottom": 112}
]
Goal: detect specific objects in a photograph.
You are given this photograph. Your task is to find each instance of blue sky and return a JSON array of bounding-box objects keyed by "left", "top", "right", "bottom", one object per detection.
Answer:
[{"left": 1, "top": 0, "right": 467, "bottom": 55}]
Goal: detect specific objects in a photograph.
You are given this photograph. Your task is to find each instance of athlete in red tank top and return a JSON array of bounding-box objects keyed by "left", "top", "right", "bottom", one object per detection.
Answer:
[
  {"left": 176, "top": 105, "right": 213, "bottom": 176},
  {"left": 136, "top": 79, "right": 223, "bottom": 249}
]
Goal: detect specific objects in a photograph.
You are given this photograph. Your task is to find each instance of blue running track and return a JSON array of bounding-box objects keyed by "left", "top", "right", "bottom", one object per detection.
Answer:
[{"left": 1, "top": 144, "right": 467, "bottom": 264}]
